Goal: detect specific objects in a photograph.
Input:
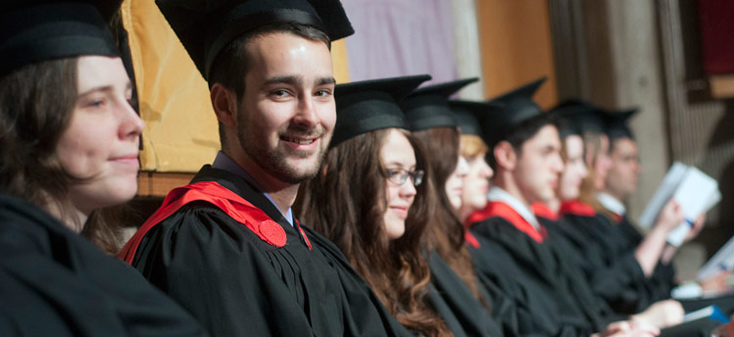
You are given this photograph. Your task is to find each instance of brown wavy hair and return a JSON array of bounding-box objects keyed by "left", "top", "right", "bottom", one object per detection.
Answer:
[
  {"left": 296, "top": 128, "right": 450, "bottom": 336},
  {"left": 0, "top": 58, "right": 124, "bottom": 254},
  {"left": 413, "top": 127, "right": 485, "bottom": 308}
]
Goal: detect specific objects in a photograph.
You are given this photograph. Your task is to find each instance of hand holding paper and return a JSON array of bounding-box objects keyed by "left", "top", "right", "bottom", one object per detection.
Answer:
[{"left": 638, "top": 162, "right": 720, "bottom": 247}]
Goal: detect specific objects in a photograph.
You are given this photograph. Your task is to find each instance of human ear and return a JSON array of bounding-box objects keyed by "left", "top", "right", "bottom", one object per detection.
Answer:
[
  {"left": 494, "top": 141, "right": 517, "bottom": 171},
  {"left": 210, "top": 83, "right": 238, "bottom": 127}
]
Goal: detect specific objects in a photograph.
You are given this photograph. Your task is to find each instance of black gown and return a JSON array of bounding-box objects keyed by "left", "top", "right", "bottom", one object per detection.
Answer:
[
  {"left": 467, "top": 230, "right": 592, "bottom": 337},
  {"left": 548, "top": 203, "right": 729, "bottom": 336},
  {"left": 428, "top": 250, "right": 507, "bottom": 336},
  {"left": 123, "top": 165, "right": 409, "bottom": 337},
  {"left": 540, "top": 212, "right": 658, "bottom": 314},
  {"left": 0, "top": 193, "right": 206, "bottom": 337},
  {"left": 600, "top": 207, "right": 734, "bottom": 317},
  {"left": 468, "top": 201, "right": 627, "bottom": 335},
  {"left": 559, "top": 203, "right": 675, "bottom": 312}
]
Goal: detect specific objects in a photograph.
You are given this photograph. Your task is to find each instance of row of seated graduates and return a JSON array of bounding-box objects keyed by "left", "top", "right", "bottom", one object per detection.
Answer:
[{"left": 464, "top": 77, "right": 734, "bottom": 336}]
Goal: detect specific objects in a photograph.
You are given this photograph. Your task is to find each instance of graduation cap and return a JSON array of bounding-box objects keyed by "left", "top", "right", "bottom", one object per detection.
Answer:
[
  {"left": 482, "top": 76, "right": 547, "bottom": 145},
  {"left": 449, "top": 100, "right": 503, "bottom": 144},
  {"left": 331, "top": 74, "right": 432, "bottom": 148},
  {"left": 155, "top": 0, "right": 354, "bottom": 81},
  {"left": 548, "top": 99, "right": 592, "bottom": 139},
  {"left": 605, "top": 108, "right": 638, "bottom": 142},
  {"left": 400, "top": 78, "right": 479, "bottom": 131},
  {"left": 549, "top": 99, "right": 613, "bottom": 138},
  {"left": 0, "top": 0, "right": 121, "bottom": 77}
]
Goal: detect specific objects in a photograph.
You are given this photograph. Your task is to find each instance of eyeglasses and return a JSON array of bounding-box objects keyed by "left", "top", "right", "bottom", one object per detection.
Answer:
[{"left": 385, "top": 168, "right": 424, "bottom": 187}]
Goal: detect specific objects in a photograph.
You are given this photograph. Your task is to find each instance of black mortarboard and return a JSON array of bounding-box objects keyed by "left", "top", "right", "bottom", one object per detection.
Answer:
[
  {"left": 549, "top": 99, "right": 591, "bottom": 139},
  {"left": 0, "top": 1, "right": 121, "bottom": 77},
  {"left": 400, "top": 78, "right": 479, "bottom": 131},
  {"left": 550, "top": 99, "right": 614, "bottom": 137},
  {"left": 449, "top": 100, "right": 503, "bottom": 143},
  {"left": 482, "top": 76, "right": 547, "bottom": 145},
  {"left": 156, "top": 0, "right": 354, "bottom": 81},
  {"left": 331, "top": 74, "right": 432, "bottom": 148},
  {"left": 606, "top": 108, "right": 637, "bottom": 141}
]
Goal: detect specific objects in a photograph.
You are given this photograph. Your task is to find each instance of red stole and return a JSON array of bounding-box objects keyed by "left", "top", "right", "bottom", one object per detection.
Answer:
[
  {"left": 559, "top": 200, "right": 597, "bottom": 217},
  {"left": 464, "top": 231, "right": 480, "bottom": 249},
  {"left": 467, "top": 201, "right": 547, "bottom": 243},
  {"left": 119, "top": 181, "right": 311, "bottom": 263},
  {"left": 530, "top": 201, "right": 559, "bottom": 221}
]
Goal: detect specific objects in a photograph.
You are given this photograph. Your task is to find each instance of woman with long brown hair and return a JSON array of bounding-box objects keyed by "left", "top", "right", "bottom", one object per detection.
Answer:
[
  {"left": 0, "top": 1, "right": 205, "bottom": 335},
  {"left": 296, "top": 75, "right": 454, "bottom": 336},
  {"left": 400, "top": 79, "right": 508, "bottom": 336}
]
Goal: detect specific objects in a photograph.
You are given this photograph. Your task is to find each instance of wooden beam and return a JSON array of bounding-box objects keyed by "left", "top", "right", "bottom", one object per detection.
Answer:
[
  {"left": 709, "top": 74, "right": 734, "bottom": 99},
  {"left": 137, "top": 171, "right": 195, "bottom": 197}
]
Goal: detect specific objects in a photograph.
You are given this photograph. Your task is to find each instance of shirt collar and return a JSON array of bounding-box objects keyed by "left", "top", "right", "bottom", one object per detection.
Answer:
[
  {"left": 211, "top": 151, "right": 294, "bottom": 226},
  {"left": 597, "top": 192, "right": 626, "bottom": 216},
  {"left": 487, "top": 186, "right": 540, "bottom": 230}
]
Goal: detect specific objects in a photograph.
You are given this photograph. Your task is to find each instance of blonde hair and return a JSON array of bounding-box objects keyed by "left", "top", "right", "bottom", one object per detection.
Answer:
[
  {"left": 460, "top": 135, "right": 488, "bottom": 159},
  {"left": 579, "top": 132, "right": 605, "bottom": 211}
]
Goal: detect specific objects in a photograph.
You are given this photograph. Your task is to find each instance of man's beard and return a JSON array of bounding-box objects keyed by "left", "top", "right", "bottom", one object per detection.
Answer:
[{"left": 238, "top": 125, "right": 329, "bottom": 185}]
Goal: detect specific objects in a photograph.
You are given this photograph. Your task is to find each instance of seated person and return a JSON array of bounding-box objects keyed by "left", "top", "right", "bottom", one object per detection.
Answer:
[
  {"left": 467, "top": 78, "right": 680, "bottom": 335},
  {"left": 120, "top": 1, "right": 408, "bottom": 335},
  {"left": 297, "top": 75, "right": 456, "bottom": 335},
  {"left": 0, "top": 1, "right": 205, "bottom": 335}
]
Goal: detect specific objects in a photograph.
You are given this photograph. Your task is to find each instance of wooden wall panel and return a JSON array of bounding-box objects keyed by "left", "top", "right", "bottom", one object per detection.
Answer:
[{"left": 476, "top": 0, "right": 558, "bottom": 108}]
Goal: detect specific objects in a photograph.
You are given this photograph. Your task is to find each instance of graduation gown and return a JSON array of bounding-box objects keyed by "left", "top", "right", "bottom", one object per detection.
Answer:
[
  {"left": 467, "top": 230, "right": 592, "bottom": 337},
  {"left": 428, "top": 250, "right": 507, "bottom": 336},
  {"left": 559, "top": 201, "right": 675, "bottom": 313},
  {"left": 0, "top": 194, "right": 206, "bottom": 337},
  {"left": 120, "top": 166, "right": 409, "bottom": 337},
  {"left": 469, "top": 201, "right": 627, "bottom": 335}
]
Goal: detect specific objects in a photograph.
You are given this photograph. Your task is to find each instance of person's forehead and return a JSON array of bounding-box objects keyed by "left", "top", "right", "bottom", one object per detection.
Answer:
[
  {"left": 528, "top": 124, "right": 560, "bottom": 146},
  {"left": 244, "top": 33, "right": 332, "bottom": 77},
  {"left": 76, "top": 56, "right": 128, "bottom": 91},
  {"left": 381, "top": 131, "right": 415, "bottom": 165},
  {"left": 246, "top": 31, "right": 329, "bottom": 56}
]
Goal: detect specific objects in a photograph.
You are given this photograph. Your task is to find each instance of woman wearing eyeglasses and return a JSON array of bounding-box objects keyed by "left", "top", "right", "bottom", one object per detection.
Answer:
[{"left": 296, "top": 75, "right": 455, "bottom": 336}]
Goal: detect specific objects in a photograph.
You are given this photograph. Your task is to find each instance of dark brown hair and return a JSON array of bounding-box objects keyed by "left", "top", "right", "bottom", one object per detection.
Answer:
[
  {"left": 0, "top": 58, "right": 123, "bottom": 254},
  {"left": 296, "top": 128, "right": 450, "bottom": 336},
  {"left": 487, "top": 113, "right": 556, "bottom": 171},
  {"left": 412, "top": 127, "right": 485, "bottom": 307}
]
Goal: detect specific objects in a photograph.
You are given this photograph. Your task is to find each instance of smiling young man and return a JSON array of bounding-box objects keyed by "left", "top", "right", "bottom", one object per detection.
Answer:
[{"left": 119, "top": 1, "right": 408, "bottom": 336}]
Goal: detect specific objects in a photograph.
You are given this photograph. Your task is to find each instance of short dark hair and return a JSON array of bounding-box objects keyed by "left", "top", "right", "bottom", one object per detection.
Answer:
[
  {"left": 208, "top": 23, "right": 330, "bottom": 149},
  {"left": 486, "top": 113, "right": 556, "bottom": 171}
]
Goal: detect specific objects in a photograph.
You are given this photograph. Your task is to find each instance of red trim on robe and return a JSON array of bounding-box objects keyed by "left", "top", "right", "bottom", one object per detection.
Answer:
[
  {"left": 119, "top": 181, "right": 310, "bottom": 263},
  {"left": 531, "top": 202, "right": 559, "bottom": 221},
  {"left": 295, "top": 219, "right": 312, "bottom": 250},
  {"left": 609, "top": 212, "right": 623, "bottom": 223},
  {"left": 559, "top": 200, "right": 597, "bottom": 217},
  {"left": 464, "top": 231, "right": 480, "bottom": 249},
  {"left": 468, "top": 201, "right": 547, "bottom": 243},
  {"left": 465, "top": 203, "right": 493, "bottom": 228}
]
